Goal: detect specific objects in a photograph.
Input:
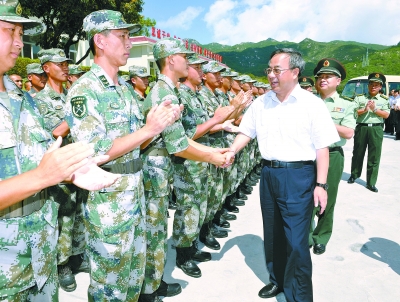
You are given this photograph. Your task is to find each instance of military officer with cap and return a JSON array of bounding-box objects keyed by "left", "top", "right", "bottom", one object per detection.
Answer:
[
  {"left": 65, "top": 10, "right": 182, "bottom": 302},
  {"left": 299, "top": 76, "right": 314, "bottom": 92},
  {"left": 0, "top": 2, "right": 119, "bottom": 300},
  {"left": 26, "top": 62, "right": 47, "bottom": 97},
  {"left": 309, "top": 58, "right": 356, "bottom": 255},
  {"left": 348, "top": 73, "right": 390, "bottom": 192},
  {"left": 128, "top": 65, "right": 151, "bottom": 110}
]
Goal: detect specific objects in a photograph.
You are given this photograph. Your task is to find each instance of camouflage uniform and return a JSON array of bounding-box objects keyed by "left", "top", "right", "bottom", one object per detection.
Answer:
[
  {"left": 173, "top": 83, "right": 209, "bottom": 247},
  {"left": 65, "top": 63, "right": 146, "bottom": 302},
  {"left": 0, "top": 76, "right": 58, "bottom": 301},
  {"left": 198, "top": 84, "right": 225, "bottom": 222},
  {"left": 35, "top": 83, "right": 85, "bottom": 265},
  {"left": 26, "top": 63, "right": 44, "bottom": 98},
  {"left": 141, "top": 73, "right": 189, "bottom": 293}
]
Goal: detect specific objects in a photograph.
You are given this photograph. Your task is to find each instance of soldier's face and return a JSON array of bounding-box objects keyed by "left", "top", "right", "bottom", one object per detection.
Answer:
[
  {"left": 204, "top": 72, "right": 222, "bottom": 90},
  {"left": 241, "top": 82, "right": 252, "bottom": 92},
  {"left": 258, "top": 88, "right": 265, "bottom": 95},
  {"left": 368, "top": 81, "right": 382, "bottom": 96},
  {"left": 44, "top": 61, "right": 69, "bottom": 82},
  {"left": 188, "top": 64, "right": 203, "bottom": 86},
  {"left": 252, "top": 85, "right": 258, "bottom": 95},
  {"left": 231, "top": 79, "right": 241, "bottom": 91},
  {"left": 0, "top": 21, "right": 23, "bottom": 74},
  {"left": 170, "top": 53, "right": 189, "bottom": 78},
  {"left": 28, "top": 73, "right": 47, "bottom": 90},
  {"left": 101, "top": 29, "right": 132, "bottom": 67},
  {"left": 9, "top": 74, "right": 23, "bottom": 88},
  {"left": 316, "top": 73, "right": 340, "bottom": 94},
  {"left": 133, "top": 76, "right": 148, "bottom": 93},
  {"left": 222, "top": 77, "right": 232, "bottom": 90}
]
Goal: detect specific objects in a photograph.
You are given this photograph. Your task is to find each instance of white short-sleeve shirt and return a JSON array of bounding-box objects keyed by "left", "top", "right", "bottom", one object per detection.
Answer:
[{"left": 239, "top": 84, "right": 340, "bottom": 161}]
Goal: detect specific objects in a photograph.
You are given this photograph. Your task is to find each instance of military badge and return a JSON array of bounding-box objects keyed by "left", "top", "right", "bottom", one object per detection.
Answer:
[
  {"left": 55, "top": 105, "right": 63, "bottom": 110},
  {"left": 323, "top": 60, "right": 330, "bottom": 67},
  {"left": 16, "top": 3, "right": 22, "bottom": 15},
  {"left": 98, "top": 75, "right": 109, "bottom": 87},
  {"left": 303, "top": 78, "right": 307, "bottom": 82},
  {"left": 71, "top": 96, "right": 88, "bottom": 119},
  {"left": 38, "top": 103, "right": 48, "bottom": 115},
  {"left": 59, "top": 50, "right": 65, "bottom": 57}
]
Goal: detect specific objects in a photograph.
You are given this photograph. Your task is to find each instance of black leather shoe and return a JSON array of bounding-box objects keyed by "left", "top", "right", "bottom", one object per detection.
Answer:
[
  {"left": 366, "top": 184, "right": 378, "bottom": 192},
  {"left": 347, "top": 177, "right": 356, "bottom": 184},
  {"left": 192, "top": 249, "right": 211, "bottom": 262},
  {"left": 138, "top": 292, "right": 163, "bottom": 302},
  {"left": 199, "top": 234, "right": 220, "bottom": 250},
  {"left": 213, "top": 216, "right": 230, "bottom": 228},
  {"left": 58, "top": 264, "right": 77, "bottom": 292},
  {"left": 223, "top": 203, "right": 239, "bottom": 213},
  {"left": 233, "top": 199, "right": 245, "bottom": 206},
  {"left": 313, "top": 243, "right": 326, "bottom": 255},
  {"left": 258, "top": 283, "right": 282, "bottom": 298},
  {"left": 176, "top": 247, "right": 202, "bottom": 278},
  {"left": 70, "top": 253, "right": 90, "bottom": 275},
  {"left": 236, "top": 190, "right": 248, "bottom": 200},
  {"left": 211, "top": 224, "right": 228, "bottom": 238},
  {"left": 156, "top": 280, "right": 182, "bottom": 297},
  {"left": 222, "top": 210, "right": 236, "bottom": 220}
]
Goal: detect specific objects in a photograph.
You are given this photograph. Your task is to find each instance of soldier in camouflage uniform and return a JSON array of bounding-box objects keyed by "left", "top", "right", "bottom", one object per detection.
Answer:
[
  {"left": 67, "top": 64, "right": 85, "bottom": 89},
  {"left": 128, "top": 65, "right": 150, "bottom": 111},
  {"left": 64, "top": 10, "right": 181, "bottom": 302},
  {"left": 34, "top": 48, "right": 88, "bottom": 292},
  {"left": 0, "top": 3, "right": 119, "bottom": 301},
  {"left": 174, "top": 54, "right": 234, "bottom": 269},
  {"left": 141, "top": 38, "right": 230, "bottom": 298},
  {"left": 26, "top": 63, "right": 46, "bottom": 97}
]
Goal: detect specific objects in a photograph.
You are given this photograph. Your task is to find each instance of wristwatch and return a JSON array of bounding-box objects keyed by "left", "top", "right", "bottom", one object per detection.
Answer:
[
  {"left": 316, "top": 182, "right": 329, "bottom": 191},
  {"left": 373, "top": 107, "right": 378, "bottom": 113}
]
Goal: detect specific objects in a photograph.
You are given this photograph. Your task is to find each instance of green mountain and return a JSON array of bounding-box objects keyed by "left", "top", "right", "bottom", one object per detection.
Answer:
[{"left": 197, "top": 38, "right": 400, "bottom": 90}]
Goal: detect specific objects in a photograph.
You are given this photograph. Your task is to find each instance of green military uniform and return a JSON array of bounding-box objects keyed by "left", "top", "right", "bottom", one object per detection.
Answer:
[
  {"left": 0, "top": 75, "right": 59, "bottom": 301},
  {"left": 198, "top": 83, "right": 225, "bottom": 224},
  {"left": 350, "top": 74, "right": 390, "bottom": 187},
  {"left": 35, "top": 81, "right": 84, "bottom": 266},
  {"left": 310, "top": 93, "right": 356, "bottom": 245},
  {"left": 0, "top": 4, "right": 58, "bottom": 300},
  {"left": 66, "top": 61, "right": 147, "bottom": 301},
  {"left": 173, "top": 83, "right": 209, "bottom": 248}
]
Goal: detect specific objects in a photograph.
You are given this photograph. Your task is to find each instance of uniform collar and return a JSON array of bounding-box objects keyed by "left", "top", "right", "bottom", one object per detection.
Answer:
[{"left": 90, "top": 63, "right": 115, "bottom": 89}]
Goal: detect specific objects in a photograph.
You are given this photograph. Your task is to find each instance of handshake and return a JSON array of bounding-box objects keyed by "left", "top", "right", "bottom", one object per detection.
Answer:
[{"left": 209, "top": 148, "right": 235, "bottom": 168}]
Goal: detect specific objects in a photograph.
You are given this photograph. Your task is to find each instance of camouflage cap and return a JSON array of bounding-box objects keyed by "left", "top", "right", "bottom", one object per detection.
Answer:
[
  {"left": 221, "top": 68, "right": 239, "bottom": 77},
  {"left": 68, "top": 64, "right": 85, "bottom": 75},
  {"left": 153, "top": 37, "right": 194, "bottom": 60},
  {"left": 298, "top": 76, "right": 314, "bottom": 87},
  {"left": 0, "top": 0, "right": 45, "bottom": 35},
  {"left": 83, "top": 10, "right": 142, "bottom": 41},
  {"left": 241, "top": 75, "right": 256, "bottom": 83},
  {"left": 26, "top": 63, "right": 44, "bottom": 75},
  {"left": 232, "top": 74, "right": 246, "bottom": 81},
  {"left": 187, "top": 53, "right": 208, "bottom": 65},
  {"left": 202, "top": 60, "right": 226, "bottom": 73},
  {"left": 121, "top": 75, "right": 130, "bottom": 82},
  {"left": 314, "top": 58, "right": 346, "bottom": 80},
  {"left": 38, "top": 48, "right": 73, "bottom": 64},
  {"left": 368, "top": 72, "right": 386, "bottom": 85},
  {"left": 129, "top": 65, "right": 150, "bottom": 78}
]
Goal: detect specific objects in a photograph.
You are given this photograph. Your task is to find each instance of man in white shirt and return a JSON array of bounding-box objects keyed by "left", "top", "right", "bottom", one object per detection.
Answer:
[{"left": 224, "top": 48, "right": 339, "bottom": 302}]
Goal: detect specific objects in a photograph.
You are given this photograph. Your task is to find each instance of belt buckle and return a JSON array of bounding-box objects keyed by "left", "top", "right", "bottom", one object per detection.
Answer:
[
  {"left": 368, "top": 123, "right": 372, "bottom": 127},
  {"left": 271, "top": 160, "right": 279, "bottom": 168}
]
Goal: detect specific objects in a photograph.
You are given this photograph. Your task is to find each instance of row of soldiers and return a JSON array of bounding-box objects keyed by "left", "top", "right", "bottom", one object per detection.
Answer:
[{"left": 0, "top": 2, "right": 391, "bottom": 302}]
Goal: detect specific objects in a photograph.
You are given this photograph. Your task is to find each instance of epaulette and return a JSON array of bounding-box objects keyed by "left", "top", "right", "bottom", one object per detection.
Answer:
[
  {"left": 379, "top": 94, "right": 388, "bottom": 100},
  {"left": 341, "top": 95, "right": 354, "bottom": 102}
]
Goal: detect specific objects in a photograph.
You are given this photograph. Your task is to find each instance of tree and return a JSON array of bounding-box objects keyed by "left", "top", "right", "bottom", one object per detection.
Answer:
[{"left": 19, "top": 0, "right": 155, "bottom": 62}]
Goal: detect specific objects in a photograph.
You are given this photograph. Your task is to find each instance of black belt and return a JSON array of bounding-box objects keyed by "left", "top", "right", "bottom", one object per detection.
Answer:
[
  {"left": 171, "top": 155, "right": 186, "bottom": 165},
  {"left": 329, "top": 146, "right": 343, "bottom": 152},
  {"left": 262, "top": 159, "right": 314, "bottom": 169},
  {"left": 101, "top": 158, "right": 143, "bottom": 174},
  {"left": 0, "top": 189, "right": 48, "bottom": 219},
  {"left": 357, "top": 123, "right": 383, "bottom": 127}
]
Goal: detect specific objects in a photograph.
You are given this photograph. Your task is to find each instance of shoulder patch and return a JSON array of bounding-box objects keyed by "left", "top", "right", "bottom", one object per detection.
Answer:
[
  {"left": 38, "top": 103, "right": 48, "bottom": 115},
  {"left": 380, "top": 94, "right": 388, "bottom": 100},
  {"left": 71, "top": 96, "right": 88, "bottom": 119}
]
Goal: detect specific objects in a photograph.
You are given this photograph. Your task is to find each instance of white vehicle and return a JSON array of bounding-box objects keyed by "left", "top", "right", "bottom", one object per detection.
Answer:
[{"left": 341, "top": 75, "right": 400, "bottom": 99}]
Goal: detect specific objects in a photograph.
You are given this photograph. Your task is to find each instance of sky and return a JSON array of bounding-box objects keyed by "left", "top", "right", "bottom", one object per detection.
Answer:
[{"left": 142, "top": 0, "right": 400, "bottom": 46}]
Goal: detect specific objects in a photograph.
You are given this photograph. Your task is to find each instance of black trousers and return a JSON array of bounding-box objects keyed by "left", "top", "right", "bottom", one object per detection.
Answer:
[{"left": 260, "top": 164, "right": 315, "bottom": 302}]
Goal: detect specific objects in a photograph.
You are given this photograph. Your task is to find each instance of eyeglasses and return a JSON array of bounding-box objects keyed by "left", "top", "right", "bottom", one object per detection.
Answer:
[{"left": 264, "top": 67, "right": 292, "bottom": 75}]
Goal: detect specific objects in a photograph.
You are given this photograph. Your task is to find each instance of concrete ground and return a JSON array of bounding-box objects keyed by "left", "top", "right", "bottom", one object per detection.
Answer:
[{"left": 60, "top": 134, "right": 400, "bottom": 302}]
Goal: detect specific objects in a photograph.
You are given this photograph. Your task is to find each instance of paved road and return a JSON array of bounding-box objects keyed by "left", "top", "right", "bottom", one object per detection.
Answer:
[{"left": 60, "top": 134, "right": 400, "bottom": 302}]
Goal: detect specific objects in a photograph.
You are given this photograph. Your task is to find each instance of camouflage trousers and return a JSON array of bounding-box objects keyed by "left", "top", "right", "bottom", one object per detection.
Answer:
[
  {"left": 84, "top": 189, "right": 146, "bottom": 302},
  {"left": 0, "top": 201, "right": 59, "bottom": 301},
  {"left": 205, "top": 165, "right": 224, "bottom": 222},
  {"left": 172, "top": 160, "right": 208, "bottom": 247},
  {"left": 222, "top": 161, "right": 237, "bottom": 202},
  {"left": 141, "top": 192, "right": 168, "bottom": 294}
]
